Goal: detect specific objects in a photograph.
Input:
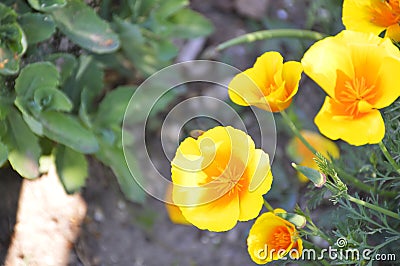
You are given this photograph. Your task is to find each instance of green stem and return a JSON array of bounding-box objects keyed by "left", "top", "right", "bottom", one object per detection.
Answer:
[
  {"left": 280, "top": 110, "right": 317, "bottom": 154},
  {"left": 335, "top": 167, "right": 396, "bottom": 198},
  {"left": 378, "top": 141, "right": 400, "bottom": 174},
  {"left": 217, "top": 29, "right": 327, "bottom": 50},
  {"left": 347, "top": 195, "right": 400, "bottom": 220},
  {"left": 280, "top": 110, "right": 396, "bottom": 198},
  {"left": 263, "top": 199, "right": 274, "bottom": 212}
]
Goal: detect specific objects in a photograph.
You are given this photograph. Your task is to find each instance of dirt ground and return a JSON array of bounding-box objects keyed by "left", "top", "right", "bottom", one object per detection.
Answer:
[{"left": 1, "top": 1, "right": 339, "bottom": 265}]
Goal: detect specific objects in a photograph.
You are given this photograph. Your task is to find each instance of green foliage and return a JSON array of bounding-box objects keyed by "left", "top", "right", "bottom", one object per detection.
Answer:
[{"left": 0, "top": 0, "right": 213, "bottom": 202}]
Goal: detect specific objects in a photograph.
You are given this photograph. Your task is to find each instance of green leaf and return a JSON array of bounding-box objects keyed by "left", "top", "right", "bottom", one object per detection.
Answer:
[
  {"left": 0, "top": 3, "right": 27, "bottom": 75},
  {"left": 51, "top": 0, "right": 120, "bottom": 53},
  {"left": 15, "top": 62, "right": 59, "bottom": 99},
  {"left": 114, "top": 18, "right": 167, "bottom": 76},
  {"left": 156, "top": 0, "right": 188, "bottom": 19},
  {"left": 63, "top": 55, "right": 104, "bottom": 108},
  {"left": 168, "top": 9, "right": 214, "bottom": 38},
  {"left": 0, "top": 99, "right": 11, "bottom": 120},
  {"left": 46, "top": 53, "right": 77, "bottom": 85},
  {"left": 14, "top": 98, "right": 43, "bottom": 135},
  {"left": 39, "top": 111, "right": 99, "bottom": 154},
  {"left": 55, "top": 145, "right": 88, "bottom": 193},
  {"left": 34, "top": 86, "right": 73, "bottom": 112},
  {"left": 96, "top": 140, "right": 146, "bottom": 203},
  {"left": 3, "top": 109, "right": 41, "bottom": 178},
  {"left": 95, "top": 86, "right": 135, "bottom": 127},
  {"left": 18, "top": 13, "right": 56, "bottom": 44},
  {"left": 27, "top": 0, "right": 66, "bottom": 12},
  {"left": 0, "top": 141, "right": 8, "bottom": 166}
]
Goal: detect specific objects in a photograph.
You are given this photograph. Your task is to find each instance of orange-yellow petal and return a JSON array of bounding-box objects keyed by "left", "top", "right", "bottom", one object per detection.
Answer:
[
  {"left": 247, "top": 209, "right": 302, "bottom": 264},
  {"left": 343, "top": 0, "right": 386, "bottom": 36},
  {"left": 386, "top": 23, "right": 400, "bottom": 41},
  {"left": 165, "top": 184, "right": 191, "bottom": 225},
  {"left": 179, "top": 192, "right": 240, "bottom": 232},
  {"left": 238, "top": 149, "right": 272, "bottom": 221},
  {"left": 315, "top": 97, "right": 385, "bottom": 145}
]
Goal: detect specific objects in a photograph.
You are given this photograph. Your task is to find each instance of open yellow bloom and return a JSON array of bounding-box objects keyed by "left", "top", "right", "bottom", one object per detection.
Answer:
[
  {"left": 228, "top": 51, "right": 303, "bottom": 112},
  {"left": 247, "top": 209, "right": 303, "bottom": 264},
  {"left": 302, "top": 30, "right": 400, "bottom": 145},
  {"left": 164, "top": 184, "right": 191, "bottom": 225},
  {"left": 343, "top": 0, "right": 400, "bottom": 41},
  {"left": 287, "top": 130, "right": 340, "bottom": 182},
  {"left": 171, "top": 126, "right": 273, "bottom": 232}
]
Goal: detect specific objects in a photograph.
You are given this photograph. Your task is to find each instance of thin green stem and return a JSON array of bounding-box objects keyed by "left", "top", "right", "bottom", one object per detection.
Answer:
[
  {"left": 280, "top": 110, "right": 317, "bottom": 154},
  {"left": 263, "top": 199, "right": 274, "bottom": 212},
  {"left": 378, "top": 141, "right": 400, "bottom": 174},
  {"left": 217, "top": 29, "right": 327, "bottom": 50},
  {"left": 347, "top": 195, "right": 400, "bottom": 220}
]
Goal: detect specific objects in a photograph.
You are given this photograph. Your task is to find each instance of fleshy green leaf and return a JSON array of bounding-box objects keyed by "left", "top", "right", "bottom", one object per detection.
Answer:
[
  {"left": 96, "top": 140, "right": 146, "bottom": 203},
  {"left": 51, "top": 0, "right": 120, "bottom": 53},
  {"left": 0, "top": 141, "right": 8, "bottom": 167},
  {"left": 39, "top": 111, "right": 99, "bottom": 154},
  {"left": 34, "top": 86, "right": 73, "bottom": 112},
  {"left": 0, "top": 3, "right": 27, "bottom": 75},
  {"left": 55, "top": 145, "right": 88, "bottom": 193},
  {"left": 46, "top": 53, "right": 77, "bottom": 85},
  {"left": 156, "top": 0, "right": 188, "bottom": 19},
  {"left": 3, "top": 109, "right": 41, "bottom": 179},
  {"left": 168, "top": 9, "right": 214, "bottom": 38},
  {"left": 15, "top": 62, "right": 59, "bottom": 99},
  {"left": 27, "top": 0, "right": 66, "bottom": 12},
  {"left": 18, "top": 13, "right": 56, "bottom": 44},
  {"left": 95, "top": 86, "right": 135, "bottom": 127}
]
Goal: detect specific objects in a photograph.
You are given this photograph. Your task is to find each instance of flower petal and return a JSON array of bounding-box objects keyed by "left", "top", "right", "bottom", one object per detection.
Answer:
[
  {"left": 343, "top": 0, "right": 386, "bottom": 35},
  {"left": 179, "top": 192, "right": 240, "bottom": 232},
  {"left": 228, "top": 68, "right": 266, "bottom": 107},
  {"left": 315, "top": 97, "right": 385, "bottom": 145},
  {"left": 373, "top": 56, "right": 400, "bottom": 108},
  {"left": 302, "top": 33, "right": 354, "bottom": 97},
  {"left": 386, "top": 23, "right": 400, "bottom": 42},
  {"left": 238, "top": 149, "right": 272, "bottom": 221}
]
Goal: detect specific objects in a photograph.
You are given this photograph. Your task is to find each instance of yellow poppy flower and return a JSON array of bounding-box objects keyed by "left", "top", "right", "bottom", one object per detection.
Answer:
[
  {"left": 164, "top": 184, "right": 191, "bottom": 225},
  {"left": 247, "top": 209, "right": 303, "bottom": 264},
  {"left": 287, "top": 130, "right": 340, "bottom": 183},
  {"left": 301, "top": 30, "right": 400, "bottom": 145},
  {"left": 343, "top": 0, "right": 400, "bottom": 41},
  {"left": 228, "top": 51, "right": 303, "bottom": 112},
  {"left": 171, "top": 126, "right": 273, "bottom": 232}
]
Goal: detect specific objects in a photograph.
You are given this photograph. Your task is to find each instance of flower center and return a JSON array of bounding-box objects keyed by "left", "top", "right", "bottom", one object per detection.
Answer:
[
  {"left": 269, "top": 226, "right": 292, "bottom": 251},
  {"left": 212, "top": 162, "right": 245, "bottom": 196},
  {"left": 338, "top": 76, "right": 376, "bottom": 116},
  {"left": 370, "top": 0, "right": 400, "bottom": 27}
]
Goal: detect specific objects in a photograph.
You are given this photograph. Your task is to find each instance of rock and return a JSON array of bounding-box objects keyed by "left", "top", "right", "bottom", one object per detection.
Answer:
[{"left": 234, "top": 0, "right": 270, "bottom": 19}]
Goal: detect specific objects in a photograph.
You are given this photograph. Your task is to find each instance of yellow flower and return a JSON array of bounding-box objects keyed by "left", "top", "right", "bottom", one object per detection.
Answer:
[
  {"left": 343, "top": 0, "right": 400, "bottom": 42},
  {"left": 164, "top": 184, "right": 191, "bottom": 225},
  {"left": 247, "top": 209, "right": 303, "bottom": 264},
  {"left": 287, "top": 130, "right": 340, "bottom": 182},
  {"left": 228, "top": 51, "right": 303, "bottom": 112},
  {"left": 301, "top": 30, "right": 400, "bottom": 145},
  {"left": 171, "top": 126, "right": 273, "bottom": 232}
]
